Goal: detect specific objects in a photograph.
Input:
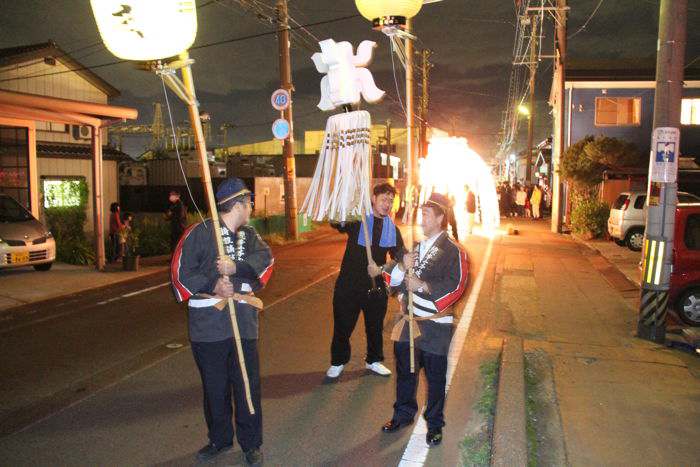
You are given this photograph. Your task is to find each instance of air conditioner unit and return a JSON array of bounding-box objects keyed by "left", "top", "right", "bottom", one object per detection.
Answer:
[{"left": 71, "top": 125, "right": 91, "bottom": 140}]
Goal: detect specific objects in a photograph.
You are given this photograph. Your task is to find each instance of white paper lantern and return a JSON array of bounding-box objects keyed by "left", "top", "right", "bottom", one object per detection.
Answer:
[
  {"left": 90, "top": 0, "right": 197, "bottom": 61},
  {"left": 355, "top": 0, "right": 423, "bottom": 28}
]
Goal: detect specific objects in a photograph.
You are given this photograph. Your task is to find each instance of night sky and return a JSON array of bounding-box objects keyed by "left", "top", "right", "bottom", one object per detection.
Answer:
[{"left": 1, "top": 0, "right": 699, "bottom": 159}]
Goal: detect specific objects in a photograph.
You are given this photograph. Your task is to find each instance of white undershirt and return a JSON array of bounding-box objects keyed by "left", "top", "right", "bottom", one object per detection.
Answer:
[{"left": 389, "top": 230, "right": 443, "bottom": 286}]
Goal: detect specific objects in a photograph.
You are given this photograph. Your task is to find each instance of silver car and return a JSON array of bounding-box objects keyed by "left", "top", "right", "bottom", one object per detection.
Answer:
[
  {"left": 0, "top": 194, "right": 56, "bottom": 271},
  {"left": 608, "top": 190, "right": 700, "bottom": 251}
]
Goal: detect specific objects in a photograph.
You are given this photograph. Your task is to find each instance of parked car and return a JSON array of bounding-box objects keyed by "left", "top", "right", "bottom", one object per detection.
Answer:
[
  {"left": 670, "top": 203, "right": 700, "bottom": 326},
  {"left": 608, "top": 190, "right": 700, "bottom": 251},
  {"left": 0, "top": 194, "right": 56, "bottom": 271}
]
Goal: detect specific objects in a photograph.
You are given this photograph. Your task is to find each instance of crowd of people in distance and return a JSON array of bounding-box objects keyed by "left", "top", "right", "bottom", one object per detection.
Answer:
[{"left": 497, "top": 179, "right": 551, "bottom": 219}]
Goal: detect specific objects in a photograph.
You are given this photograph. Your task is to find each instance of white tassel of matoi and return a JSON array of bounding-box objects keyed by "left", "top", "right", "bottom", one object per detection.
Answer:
[{"left": 301, "top": 110, "right": 373, "bottom": 222}]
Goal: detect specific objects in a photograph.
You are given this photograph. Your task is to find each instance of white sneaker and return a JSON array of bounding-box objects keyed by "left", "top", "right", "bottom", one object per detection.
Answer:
[
  {"left": 365, "top": 362, "right": 392, "bottom": 376},
  {"left": 326, "top": 364, "right": 344, "bottom": 378}
]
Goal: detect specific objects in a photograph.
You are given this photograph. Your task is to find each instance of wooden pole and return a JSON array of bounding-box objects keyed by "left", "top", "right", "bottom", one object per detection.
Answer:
[
  {"left": 525, "top": 15, "right": 538, "bottom": 183},
  {"left": 179, "top": 52, "right": 255, "bottom": 415},
  {"left": 405, "top": 19, "right": 416, "bottom": 374},
  {"left": 276, "top": 0, "right": 299, "bottom": 240},
  {"left": 551, "top": 0, "right": 567, "bottom": 233},
  {"left": 91, "top": 127, "right": 105, "bottom": 271}
]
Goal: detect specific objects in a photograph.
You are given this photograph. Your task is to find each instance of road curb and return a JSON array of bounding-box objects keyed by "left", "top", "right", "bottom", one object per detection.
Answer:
[{"left": 491, "top": 335, "right": 527, "bottom": 467}]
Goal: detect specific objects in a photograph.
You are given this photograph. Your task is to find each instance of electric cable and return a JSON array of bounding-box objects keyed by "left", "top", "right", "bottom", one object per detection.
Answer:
[
  {"left": 568, "top": 0, "right": 605, "bottom": 39},
  {"left": 160, "top": 76, "right": 207, "bottom": 225},
  {"left": 0, "top": 13, "right": 361, "bottom": 84}
]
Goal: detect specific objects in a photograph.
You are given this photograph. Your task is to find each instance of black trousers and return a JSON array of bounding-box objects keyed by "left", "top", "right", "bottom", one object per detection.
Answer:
[
  {"left": 170, "top": 228, "right": 183, "bottom": 252},
  {"left": 392, "top": 341, "right": 448, "bottom": 430},
  {"left": 331, "top": 286, "right": 388, "bottom": 366},
  {"left": 191, "top": 338, "right": 262, "bottom": 451}
]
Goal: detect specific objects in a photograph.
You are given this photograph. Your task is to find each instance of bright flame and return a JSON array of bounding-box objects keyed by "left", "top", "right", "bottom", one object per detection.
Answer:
[{"left": 418, "top": 136, "right": 500, "bottom": 237}]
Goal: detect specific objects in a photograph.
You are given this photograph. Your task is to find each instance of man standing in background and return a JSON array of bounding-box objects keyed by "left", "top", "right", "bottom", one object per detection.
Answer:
[{"left": 166, "top": 190, "right": 188, "bottom": 252}]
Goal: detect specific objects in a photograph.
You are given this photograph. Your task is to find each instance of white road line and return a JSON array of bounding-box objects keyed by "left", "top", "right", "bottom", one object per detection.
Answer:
[
  {"left": 121, "top": 282, "right": 169, "bottom": 298},
  {"left": 265, "top": 268, "right": 339, "bottom": 310},
  {"left": 398, "top": 237, "right": 494, "bottom": 466}
]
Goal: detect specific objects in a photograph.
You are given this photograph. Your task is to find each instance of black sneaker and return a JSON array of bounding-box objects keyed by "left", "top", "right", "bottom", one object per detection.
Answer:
[
  {"left": 196, "top": 442, "right": 232, "bottom": 462},
  {"left": 244, "top": 448, "right": 263, "bottom": 466}
]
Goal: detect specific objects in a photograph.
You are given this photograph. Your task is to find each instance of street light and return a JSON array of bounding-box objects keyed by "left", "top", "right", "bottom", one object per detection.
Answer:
[
  {"left": 517, "top": 104, "right": 530, "bottom": 117},
  {"left": 90, "top": 0, "right": 197, "bottom": 61}
]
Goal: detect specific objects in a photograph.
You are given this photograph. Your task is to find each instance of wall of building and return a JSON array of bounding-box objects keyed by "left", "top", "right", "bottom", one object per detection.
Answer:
[
  {"left": 253, "top": 176, "right": 312, "bottom": 217},
  {"left": 565, "top": 85, "right": 700, "bottom": 156},
  {"left": 0, "top": 57, "right": 109, "bottom": 144},
  {"left": 37, "top": 157, "right": 118, "bottom": 233}
]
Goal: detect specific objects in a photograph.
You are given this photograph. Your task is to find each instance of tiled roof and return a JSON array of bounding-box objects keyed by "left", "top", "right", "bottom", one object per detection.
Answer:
[
  {"left": 0, "top": 40, "right": 120, "bottom": 97},
  {"left": 37, "top": 143, "right": 132, "bottom": 161}
]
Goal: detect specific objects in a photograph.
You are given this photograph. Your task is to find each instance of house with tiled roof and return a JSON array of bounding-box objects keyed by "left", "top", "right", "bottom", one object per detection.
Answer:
[{"left": 0, "top": 40, "right": 137, "bottom": 269}]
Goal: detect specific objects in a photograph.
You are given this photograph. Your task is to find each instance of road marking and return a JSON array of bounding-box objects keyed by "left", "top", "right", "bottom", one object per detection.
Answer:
[
  {"left": 398, "top": 237, "right": 494, "bottom": 466},
  {"left": 2, "top": 282, "right": 171, "bottom": 333},
  {"left": 122, "top": 282, "right": 169, "bottom": 298},
  {"left": 264, "top": 268, "right": 339, "bottom": 310}
]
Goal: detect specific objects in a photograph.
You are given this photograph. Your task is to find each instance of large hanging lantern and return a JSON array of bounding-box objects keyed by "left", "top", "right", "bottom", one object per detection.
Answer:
[
  {"left": 355, "top": 0, "right": 423, "bottom": 29},
  {"left": 90, "top": 0, "right": 197, "bottom": 61}
]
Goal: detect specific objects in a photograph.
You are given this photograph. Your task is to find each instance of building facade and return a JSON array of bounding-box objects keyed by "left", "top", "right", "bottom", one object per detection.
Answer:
[{"left": 0, "top": 41, "right": 132, "bottom": 233}]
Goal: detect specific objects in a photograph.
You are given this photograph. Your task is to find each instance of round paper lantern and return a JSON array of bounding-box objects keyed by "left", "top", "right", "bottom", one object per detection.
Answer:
[
  {"left": 355, "top": 0, "right": 423, "bottom": 29},
  {"left": 90, "top": 0, "right": 197, "bottom": 61}
]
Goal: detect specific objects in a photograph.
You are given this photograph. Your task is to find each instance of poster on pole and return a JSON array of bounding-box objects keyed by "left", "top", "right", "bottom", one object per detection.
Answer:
[{"left": 649, "top": 127, "right": 680, "bottom": 183}]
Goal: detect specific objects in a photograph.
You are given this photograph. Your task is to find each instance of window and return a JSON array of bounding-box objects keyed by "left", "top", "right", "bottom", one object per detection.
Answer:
[
  {"left": 612, "top": 194, "right": 629, "bottom": 210},
  {"left": 684, "top": 214, "right": 700, "bottom": 251},
  {"left": 681, "top": 98, "right": 700, "bottom": 125},
  {"left": 634, "top": 195, "right": 646, "bottom": 210},
  {"left": 595, "top": 97, "right": 642, "bottom": 126},
  {"left": 0, "top": 125, "right": 30, "bottom": 209},
  {"left": 42, "top": 177, "right": 85, "bottom": 208},
  {"left": 36, "top": 121, "right": 68, "bottom": 133}
]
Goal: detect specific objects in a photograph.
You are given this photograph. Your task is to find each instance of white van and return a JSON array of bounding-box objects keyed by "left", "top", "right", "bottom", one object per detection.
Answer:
[{"left": 608, "top": 190, "right": 700, "bottom": 251}]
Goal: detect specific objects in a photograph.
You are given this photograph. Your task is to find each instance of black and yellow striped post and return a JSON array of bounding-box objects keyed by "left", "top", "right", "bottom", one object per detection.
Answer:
[
  {"left": 636, "top": 0, "right": 687, "bottom": 344},
  {"left": 638, "top": 237, "right": 669, "bottom": 342}
]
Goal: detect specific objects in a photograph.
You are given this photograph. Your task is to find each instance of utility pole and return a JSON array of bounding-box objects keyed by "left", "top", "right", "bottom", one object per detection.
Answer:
[
  {"left": 525, "top": 14, "right": 538, "bottom": 183},
  {"left": 405, "top": 19, "right": 416, "bottom": 220},
  {"left": 418, "top": 48, "right": 432, "bottom": 158},
  {"left": 637, "top": 0, "right": 687, "bottom": 343},
  {"left": 551, "top": 0, "right": 567, "bottom": 233},
  {"left": 276, "top": 0, "right": 298, "bottom": 240}
]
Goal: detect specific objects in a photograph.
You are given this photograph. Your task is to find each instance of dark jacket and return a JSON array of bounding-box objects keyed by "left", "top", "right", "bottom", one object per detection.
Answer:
[
  {"left": 332, "top": 217, "right": 405, "bottom": 292},
  {"left": 389, "top": 231, "right": 469, "bottom": 355},
  {"left": 171, "top": 219, "right": 274, "bottom": 341}
]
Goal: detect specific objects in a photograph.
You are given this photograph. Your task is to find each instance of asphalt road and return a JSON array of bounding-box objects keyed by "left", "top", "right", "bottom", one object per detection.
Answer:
[{"left": 0, "top": 230, "right": 493, "bottom": 466}]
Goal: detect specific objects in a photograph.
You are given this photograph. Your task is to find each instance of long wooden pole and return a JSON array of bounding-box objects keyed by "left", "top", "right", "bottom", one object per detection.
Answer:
[
  {"left": 276, "top": 0, "right": 299, "bottom": 240},
  {"left": 179, "top": 52, "right": 255, "bottom": 415},
  {"left": 405, "top": 19, "right": 416, "bottom": 374}
]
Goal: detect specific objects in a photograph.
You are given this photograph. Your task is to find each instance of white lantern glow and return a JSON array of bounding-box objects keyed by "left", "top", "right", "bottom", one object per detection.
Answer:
[
  {"left": 90, "top": 0, "right": 197, "bottom": 61},
  {"left": 355, "top": 0, "right": 423, "bottom": 29}
]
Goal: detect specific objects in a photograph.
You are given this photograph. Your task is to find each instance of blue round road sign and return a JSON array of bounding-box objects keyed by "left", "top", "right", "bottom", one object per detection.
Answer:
[
  {"left": 271, "top": 89, "right": 291, "bottom": 111},
  {"left": 272, "top": 118, "right": 290, "bottom": 140}
]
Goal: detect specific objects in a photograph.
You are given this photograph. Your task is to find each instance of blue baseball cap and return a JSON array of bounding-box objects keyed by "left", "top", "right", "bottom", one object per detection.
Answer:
[{"left": 216, "top": 178, "right": 251, "bottom": 205}]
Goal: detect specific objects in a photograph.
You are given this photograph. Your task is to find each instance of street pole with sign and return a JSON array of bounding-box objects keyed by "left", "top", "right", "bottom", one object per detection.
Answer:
[{"left": 637, "top": 0, "right": 687, "bottom": 343}]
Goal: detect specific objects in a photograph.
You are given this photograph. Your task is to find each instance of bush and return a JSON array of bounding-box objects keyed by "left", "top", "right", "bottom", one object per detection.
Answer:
[
  {"left": 571, "top": 198, "right": 610, "bottom": 238},
  {"left": 561, "top": 135, "right": 644, "bottom": 187},
  {"left": 132, "top": 214, "right": 171, "bottom": 257},
  {"left": 44, "top": 180, "right": 94, "bottom": 265}
]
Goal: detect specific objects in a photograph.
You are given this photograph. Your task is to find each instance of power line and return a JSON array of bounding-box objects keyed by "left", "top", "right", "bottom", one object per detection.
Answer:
[
  {"left": 568, "top": 0, "right": 605, "bottom": 39},
  {"left": 0, "top": 13, "right": 361, "bottom": 84}
]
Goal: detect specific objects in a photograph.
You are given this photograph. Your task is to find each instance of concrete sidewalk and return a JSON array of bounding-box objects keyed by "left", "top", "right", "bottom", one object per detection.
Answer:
[
  {"left": 493, "top": 219, "right": 700, "bottom": 466},
  {"left": 0, "top": 225, "right": 333, "bottom": 313},
  {"left": 0, "top": 257, "right": 169, "bottom": 312}
]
